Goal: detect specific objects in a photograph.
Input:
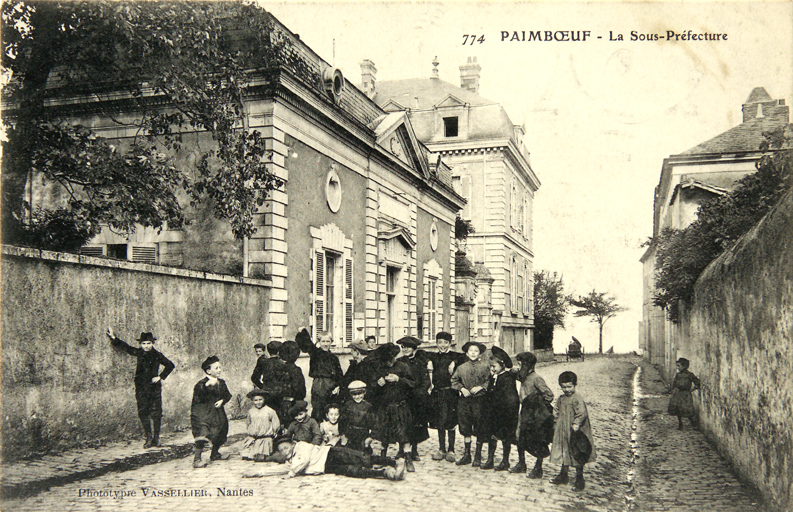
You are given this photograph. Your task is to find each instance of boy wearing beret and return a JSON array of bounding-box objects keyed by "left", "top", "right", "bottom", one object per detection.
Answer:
[
  {"left": 191, "top": 356, "right": 233, "bottom": 468},
  {"left": 428, "top": 331, "right": 466, "bottom": 462},
  {"left": 480, "top": 346, "right": 520, "bottom": 471},
  {"left": 107, "top": 327, "right": 175, "bottom": 449},
  {"left": 285, "top": 400, "right": 323, "bottom": 445},
  {"left": 451, "top": 341, "right": 490, "bottom": 466}
]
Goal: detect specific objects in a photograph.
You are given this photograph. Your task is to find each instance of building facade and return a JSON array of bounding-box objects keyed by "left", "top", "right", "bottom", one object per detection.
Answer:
[
  {"left": 367, "top": 57, "right": 541, "bottom": 353},
  {"left": 19, "top": 13, "right": 465, "bottom": 348},
  {"left": 640, "top": 87, "right": 790, "bottom": 379}
]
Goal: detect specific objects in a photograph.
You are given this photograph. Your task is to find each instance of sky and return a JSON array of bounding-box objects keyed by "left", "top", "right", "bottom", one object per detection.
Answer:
[{"left": 260, "top": 1, "right": 793, "bottom": 354}]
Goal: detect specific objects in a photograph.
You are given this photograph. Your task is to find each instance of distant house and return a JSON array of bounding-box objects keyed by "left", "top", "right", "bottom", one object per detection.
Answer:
[
  {"left": 15, "top": 12, "right": 465, "bottom": 346},
  {"left": 640, "top": 87, "right": 791, "bottom": 377},
  {"left": 365, "top": 57, "right": 541, "bottom": 354}
]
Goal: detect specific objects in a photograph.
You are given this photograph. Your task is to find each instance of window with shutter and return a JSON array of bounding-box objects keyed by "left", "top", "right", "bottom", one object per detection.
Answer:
[
  {"left": 80, "top": 246, "right": 104, "bottom": 257},
  {"left": 314, "top": 250, "right": 325, "bottom": 334},
  {"left": 132, "top": 246, "right": 157, "bottom": 263},
  {"left": 344, "top": 256, "right": 354, "bottom": 346}
]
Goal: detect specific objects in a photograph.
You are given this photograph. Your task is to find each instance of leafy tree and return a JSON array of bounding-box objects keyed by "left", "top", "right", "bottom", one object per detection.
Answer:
[
  {"left": 571, "top": 290, "right": 627, "bottom": 354},
  {"left": 652, "top": 127, "right": 793, "bottom": 321},
  {"left": 2, "top": 1, "right": 299, "bottom": 253},
  {"left": 532, "top": 270, "right": 571, "bottom": 351}
]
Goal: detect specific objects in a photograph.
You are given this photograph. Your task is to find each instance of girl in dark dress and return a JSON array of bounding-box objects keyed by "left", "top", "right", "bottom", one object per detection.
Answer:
[
  {"left": 513, "top": 351, "right": 554, "bottom": 478},
  {"left": 367, "top": 343, "right": 417, "bottom": 471},
  {"left": 397, "top": 336, "right": 431, "bottom": 463},
  {"left": 480, "top": 346, "right": 520, "bottom": 471},
  {"left": 668, "top": 358, "right": 700, "bottom": 429},
  {"left": 191, "top": 356, "right": 233, "bottom": 468}
]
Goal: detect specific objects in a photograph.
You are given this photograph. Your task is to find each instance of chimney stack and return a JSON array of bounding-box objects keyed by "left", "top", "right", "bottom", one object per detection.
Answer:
[
  {"left": 360, "top": 59, "right": 377, "bottom": 99},
  {"left": 460, "top": 56, "right": 481, "bottom": 94}
]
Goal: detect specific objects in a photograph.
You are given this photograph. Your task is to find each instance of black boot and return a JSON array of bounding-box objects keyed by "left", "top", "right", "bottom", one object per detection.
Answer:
[
  {"left": 456, "top": 442, "right": 472, "bottom": 465},
  {"left": 480, "top": 439, "right": 495, "bottom": 470},
  {"left": 141, "top": 417, "right": 153, "bottom": 449},
  {"left": 472, "top": 441, "right": 483, "bottom": 467},
  {"left": 405, "top": 452, "right": 415, "bottom": 473},
  {"left": 574, "top": 467, "right": 585, "bottom": 490},
  {"left": 210, "top": 444, "right": 228, "bottom": 461},
  {"left": 527, "top": 458, "right": 543, "bottom": 479},
  {"left": 510, "top": 448, "right": 527, "bottom": 473},
  {"left": 151, "top": 417, "right": 161, "bottom": 447},
  {"left": 193, "top": 441, "right": 207, "bottom": 468},
  {"left": 550, "top": 465, "right": 569, "bottom": 484},
  {"left": 494, "top": 440, "right": 511, "bottom": 471}
]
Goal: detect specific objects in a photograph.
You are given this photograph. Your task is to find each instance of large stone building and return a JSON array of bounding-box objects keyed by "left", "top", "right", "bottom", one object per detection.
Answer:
[
  {"left": 640, "top": 87, "right": 790, "bottom": 378},
  {"left": 20, "top": 12, "right": 465, "bottom": 347},
  {"left": 364, "top": 57, "right": 541, "bottom": 354}
]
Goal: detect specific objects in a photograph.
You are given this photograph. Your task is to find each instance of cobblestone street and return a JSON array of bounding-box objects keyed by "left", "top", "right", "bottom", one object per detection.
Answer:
[{"left": 1, "top": 357, "right": 767, "bottom": 512}]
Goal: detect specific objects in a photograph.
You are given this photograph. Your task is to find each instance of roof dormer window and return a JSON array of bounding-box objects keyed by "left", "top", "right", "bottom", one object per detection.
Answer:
[{"left": 443, "top": 116, "right": 459, "bottom": 137}]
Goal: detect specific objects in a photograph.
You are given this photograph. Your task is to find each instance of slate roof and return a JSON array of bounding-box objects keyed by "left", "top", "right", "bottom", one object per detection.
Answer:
[{"left": 680, "top": 115, "right": 789, "bottom": 156}]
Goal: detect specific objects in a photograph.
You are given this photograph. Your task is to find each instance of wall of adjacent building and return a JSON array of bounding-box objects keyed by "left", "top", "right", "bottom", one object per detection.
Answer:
[
  {"left": 677, "top": 189, "right": 793, "bottom": 511},
  {"left": 0, "top": 246, "right": 271, "bottom": 462}
]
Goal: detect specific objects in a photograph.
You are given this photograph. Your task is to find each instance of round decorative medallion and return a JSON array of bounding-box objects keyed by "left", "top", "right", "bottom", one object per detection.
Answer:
[
  {"left": 326, "top": 166, "right": 342, "bottom": 213},
  {"left": 430, "top": 219, "right": 439, "bottom": 251}
]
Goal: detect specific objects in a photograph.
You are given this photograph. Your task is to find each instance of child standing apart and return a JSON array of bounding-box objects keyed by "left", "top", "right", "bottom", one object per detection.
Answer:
[
  {"left": 550, "top": 371, "right": 596, "bottom": 490},
  {"left": 240, "top": 389, "right": 280, "bottom": 461},
  {"left": 450, "top": 341, "right": 490, "bottom": 467},
  {"left": 428, "top": 331, "right": 465, "bottom": 462},
  {"left": 191, "top": 356, "right": 233, "bottom": 468},
  {"left": 320, "top": 404, "right": 343, "bottom": 446},
  {"left": 480, "top": 346, "right": 520, "bottom": 471},
  {"left": 668, "top": 358, "right": 700, "bottom": 429},
  {"left": 107, "top": 328, "right": 175, "bottom": 449},
  {"left": 513, "top": 352, "right": 554, "bottom": 477},
  {"left": 339, "top": 381, "right": 375, "bottom": 454}
]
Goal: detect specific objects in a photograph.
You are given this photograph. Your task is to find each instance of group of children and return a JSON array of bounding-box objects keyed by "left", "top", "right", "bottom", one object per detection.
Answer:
[{"left": 107, "top": 325, "right": 701, "bottom": 488}]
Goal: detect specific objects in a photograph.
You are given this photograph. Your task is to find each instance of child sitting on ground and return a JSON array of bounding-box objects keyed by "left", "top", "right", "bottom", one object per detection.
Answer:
[
  {"left": 286, "top": 400, "right": 323, "bottom": 445},
  {"left": 550, "top": 371, "right": 596, "bottom": 491},
  {"left": 260, "top": 436, "right": 406, "bottom": 480},
  {"left": 240, "top": 389, "right": 280, "bottom": 461},
  {"left": 668, "top": 358, "right": 700, "bottom": 430},
  {"left": 339, "top": 381, "right": 375, "bottom": 454},
  {"left": 320, "top": 404, "right": 342, "bottom": 446}
]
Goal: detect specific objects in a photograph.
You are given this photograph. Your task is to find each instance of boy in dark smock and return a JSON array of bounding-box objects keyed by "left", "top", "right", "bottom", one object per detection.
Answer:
[
  {"left": 339, "top": 380, "right": 375, "bottom": 453},
  {"left": 451, "top": 341, "right": 490, "bottom": 466},
  {"left": 428, "top": 331, "right": 466, "bottom": 462},
  {"left": 513, "top": 351, "right": 554, "bottom": 477},
  {"left": 279, "top": 340, "right": 306, "bottom": 427},
  {"left": 191, "top": 355, "right": 233, "bottom": 468},
  {"left": 296, "top": 329, "right": 343, "bottom": 421},
  {"left": 397, "top": 336, "right": 431, "bottom": 463},
  {"left": 480, "top": 346, "right": 520, "bottom": 471},
  {"left": 367, "top": 343, "right": 417, "bottom": 471},
  {"left": 250, "top": 343, "right": 267, "bottom": 388},
  {"left": 285, "top": 400, "right": 323, "bottom": 445},
  {"left": 107, "top": 328, "right": 175, "bottom": 449}
]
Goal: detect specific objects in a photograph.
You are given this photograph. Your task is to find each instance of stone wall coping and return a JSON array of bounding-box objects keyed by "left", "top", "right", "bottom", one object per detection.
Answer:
[{"left": 2, "top": 245, "right": 273, "bottom": 288}]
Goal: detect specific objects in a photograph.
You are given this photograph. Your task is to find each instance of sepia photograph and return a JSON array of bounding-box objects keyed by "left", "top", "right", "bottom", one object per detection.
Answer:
[{"left": 1, "top": 1, "right": 791, "bottom": 511}]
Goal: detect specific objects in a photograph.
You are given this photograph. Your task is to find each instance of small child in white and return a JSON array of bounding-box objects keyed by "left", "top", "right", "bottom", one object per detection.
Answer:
[
  {"left": 320, "top": 404, "right": 342, "bottom": 446},
  {"left": 240, "top": 389, "right": 280, "bottom": 461}
]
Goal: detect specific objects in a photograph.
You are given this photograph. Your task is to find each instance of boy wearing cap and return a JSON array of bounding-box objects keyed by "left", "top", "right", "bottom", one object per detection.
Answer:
[
  {"left": 451, "top": 341, "right": 490, "bottom": 466},
  {"left": 480, "top": 346, "right": 520, "bottom": 471},
  {"left": 296, "top": 329, "right": 344, "bottom": 422},
  {"left": 107, "top": 327, "right": 175, "bottom": 449},
  {"left": 285, "top": 400, "right": 323, "bottom": 445},
  {"left": 264, "top": 436, "right": 405, "bottom": 481},
  {"left": 340, "top": 381, "right": 375, "bottom": 453},
  {"left": 428, "top": 331, "right": 466, "bottom": 462},
  {"left": 191, "top": 356, "right": 233, "bottom": 468},
  {"left": 340, "top": 340, "right": 374, "bottom": 403},
  {"left": 397, "top": 336, "right": 431, "bottom": 464},
  {"left": 240, "top": 388, "right": 280, "bottom": 461}
]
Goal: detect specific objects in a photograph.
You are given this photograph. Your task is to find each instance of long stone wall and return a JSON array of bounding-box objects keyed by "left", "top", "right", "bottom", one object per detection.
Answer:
[
  {"left": 1, "top": 246, "right": 272, "bottom": 462},
  {"left": 679, "top": 189, "right": 793, "bottom": 511}
]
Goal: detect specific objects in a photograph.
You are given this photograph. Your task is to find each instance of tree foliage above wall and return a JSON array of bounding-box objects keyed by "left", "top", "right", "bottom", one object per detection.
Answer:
[
  {"left": 652, "top": 127, "right": 793, "bottom": 322},
  {"left": 532, "top": 270, "right": 571, "bottom": 351},
  {"left": 1, "top": 0, "right": 313, "bottom": 251}
]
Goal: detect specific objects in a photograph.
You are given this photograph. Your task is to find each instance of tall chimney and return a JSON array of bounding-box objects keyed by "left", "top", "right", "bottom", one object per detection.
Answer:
[
  {"left": 459, "top": 56, "right": 481, "bottom": 94},
  {"left": 360, "top": 59, "right": 377, "bottom": 99}
]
